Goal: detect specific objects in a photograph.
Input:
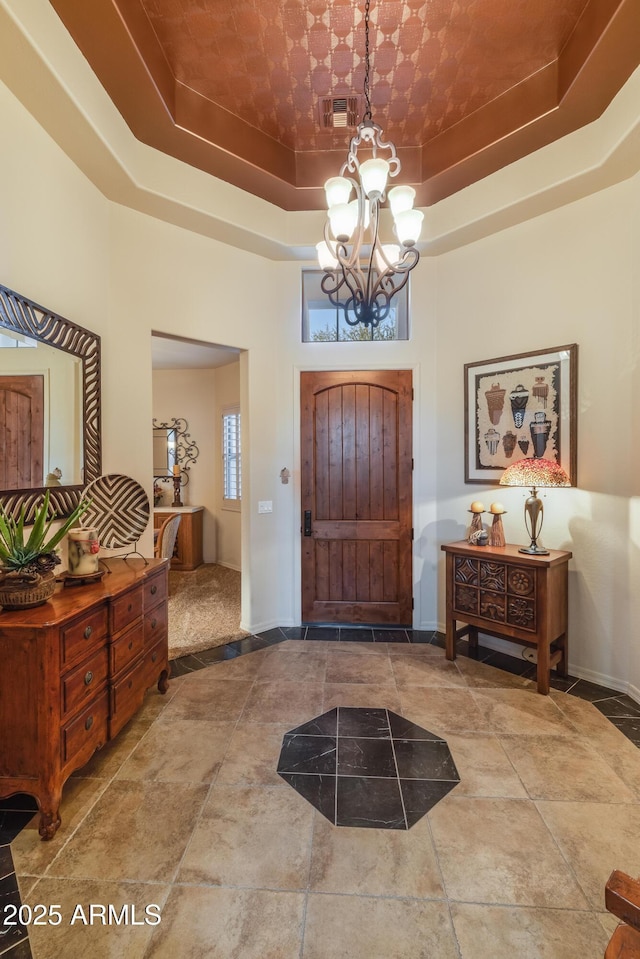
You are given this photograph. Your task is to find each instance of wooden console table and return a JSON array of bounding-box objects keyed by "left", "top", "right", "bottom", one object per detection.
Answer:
[
  {"left": 153, "top": 506, "right": 203, "bottom": 570},
  {"left": 0, "top": 558, "right": 170, "bottom": 839},
  {"left": 441, "top": 541, "right": 572, "bottom": 694}
]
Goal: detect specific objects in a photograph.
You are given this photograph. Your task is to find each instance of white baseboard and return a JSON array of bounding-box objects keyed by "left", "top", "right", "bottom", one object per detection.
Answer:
[
  {"left": 241, "top": 619, "right": 293, "bottom": 635},
  {"left": 455, "top": 630, "right": 638, "bottom": 703}
]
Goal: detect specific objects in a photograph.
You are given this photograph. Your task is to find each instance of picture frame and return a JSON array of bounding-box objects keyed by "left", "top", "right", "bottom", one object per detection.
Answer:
[{"left": 464, "top": 344, "right": 578, "bottom": 485}]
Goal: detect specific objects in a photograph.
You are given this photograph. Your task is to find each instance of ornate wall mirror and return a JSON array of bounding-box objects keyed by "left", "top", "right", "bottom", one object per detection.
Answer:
[
  {"left": 152, "top": 418, "right": 199, "bottom": 483},
  {"left": 0, "top": 284, "right": 101, "bottom": 519}
]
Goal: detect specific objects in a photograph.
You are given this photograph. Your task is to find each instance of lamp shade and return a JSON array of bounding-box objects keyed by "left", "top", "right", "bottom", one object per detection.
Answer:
[
  {"left": 316, "top": 240, "right": 338, "bottom": 270},
  {"left": 324, "top": 176, "right": 352, "bottom": 208},
  {"left": 499, "top": 457, "right": 571, "bottom": 489},
  {"left": 374, "top": 244, "right": 400, "bottom": 274},
  {"left": 328, "top": 202, "right": 356, "bottom": 242},
  {"left": 359, "top": 158, "right": 390, "bottom": 197},
  {"left": 388, "top": 185, "right": 415, "bottom": 216},
  {"left": 394, "top": 208, "right": 424, "bottom": 246}
]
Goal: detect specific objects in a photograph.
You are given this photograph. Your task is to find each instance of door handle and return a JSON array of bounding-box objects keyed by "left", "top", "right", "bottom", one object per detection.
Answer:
[{"left": 303, "top": 510, "right": 312, "bottom": 537}]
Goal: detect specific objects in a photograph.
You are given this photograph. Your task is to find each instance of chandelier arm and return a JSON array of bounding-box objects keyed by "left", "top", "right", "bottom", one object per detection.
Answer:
[
  {"left": 342, "top": 122, "right": 401, "bottom": 183},
  {"left": 389, "top": 248, "right": 420, "bottom": 275}
]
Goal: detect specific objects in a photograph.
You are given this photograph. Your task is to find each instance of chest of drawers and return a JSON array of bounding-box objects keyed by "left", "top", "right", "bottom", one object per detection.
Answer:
[
  {"left": 0, "top": 558, "right": 170, "bottom": 839},
  {"left": 441, "top": 541, "right": 572, "bottom": 694}
]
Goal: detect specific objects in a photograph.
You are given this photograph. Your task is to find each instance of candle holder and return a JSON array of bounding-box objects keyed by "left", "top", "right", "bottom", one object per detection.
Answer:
[
  {"left": 467, "top": 502, "right": 485, "bottom": 542},
  {"left": 488, "top": 511, "right": 506, "bottom": 547},
  {"left": 172, "top": 473, "right": 183, "bottom": 507},
  {"left": 67, "top": 527, "right": 100, "bottom": 577}
]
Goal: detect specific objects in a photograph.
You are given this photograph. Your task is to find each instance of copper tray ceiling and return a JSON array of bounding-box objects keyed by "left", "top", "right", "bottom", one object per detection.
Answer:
[{"left": 49, "top": 0, "right": 640, "bottom": 211}]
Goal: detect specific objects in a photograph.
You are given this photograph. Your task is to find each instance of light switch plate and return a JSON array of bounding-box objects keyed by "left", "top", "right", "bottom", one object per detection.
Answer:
[{"left": 258, "top": 500, "right": 273, "bottom": 513}]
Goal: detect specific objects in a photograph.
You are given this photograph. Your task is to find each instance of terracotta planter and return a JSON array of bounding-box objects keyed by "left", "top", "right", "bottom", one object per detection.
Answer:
[{"left": 0, "top": 570, "right": 57, "bottom": 610}]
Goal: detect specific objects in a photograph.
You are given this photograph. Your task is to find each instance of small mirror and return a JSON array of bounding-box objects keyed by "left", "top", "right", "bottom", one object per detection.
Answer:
[{"left": 153, "top": 428, "right": 177, "bottom": 477}]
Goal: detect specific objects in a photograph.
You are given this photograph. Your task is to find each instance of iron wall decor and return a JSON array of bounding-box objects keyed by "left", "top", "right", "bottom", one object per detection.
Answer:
[
  {"left": 152, "top": 418, "right": 199, "bottom": 486},
  {"left": 464, "top": 344, "right": 578, "bottom": 485}
]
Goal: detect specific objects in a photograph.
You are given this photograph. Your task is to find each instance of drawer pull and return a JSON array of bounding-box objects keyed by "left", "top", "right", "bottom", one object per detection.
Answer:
[
  {"left": 151, "top": 652, "right": 157, "bottom": 663},
  {"left": 128, "top": 640, "right": 133, "bottom": 650},
  {"left": 128, "top": 603, "right": 133, "bottom": 612},
  {"left": 84, "top": 671, "right": 93, "bottom": 686},
  {"left": 128, "top": 680, "right": 133, "bottom": 690},
  {"left": 151, "top": 618, "right": 157, "bottom": 630},
  {"left": 150, "top": 584, "right": 157, "bottom": 595},
  {"left": 85, "top": 715, "right": 93, "bottom": 731},
  {"left": 84, "top": 625, "right": 93, "bottom": 639}
]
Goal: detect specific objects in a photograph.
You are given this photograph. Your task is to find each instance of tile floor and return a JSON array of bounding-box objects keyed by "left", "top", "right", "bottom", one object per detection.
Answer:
[{"left": 2, "top": 629, "right": 640, "bottom": 958}]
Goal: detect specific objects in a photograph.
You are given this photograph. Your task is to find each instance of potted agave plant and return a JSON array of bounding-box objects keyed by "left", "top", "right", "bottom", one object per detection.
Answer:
[{"left": 0, "top": 490, "right": 90, "bottom": 610}]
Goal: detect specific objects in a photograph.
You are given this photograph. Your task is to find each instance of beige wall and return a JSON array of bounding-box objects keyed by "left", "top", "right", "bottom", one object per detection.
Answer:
[
  {"left": 434, "top": 178, "right": 640, "bottom": 696},
  {"left": 152, "top": 361, "right": 241, "bottom": 568},
  {"left": 1, "top": 2, "right": 640, "bottom": 697}
]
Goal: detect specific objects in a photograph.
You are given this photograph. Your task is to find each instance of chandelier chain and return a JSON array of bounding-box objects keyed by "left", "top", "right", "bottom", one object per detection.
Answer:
[{"left": 363, "top": 0, "right": 372, "bottom": 121}]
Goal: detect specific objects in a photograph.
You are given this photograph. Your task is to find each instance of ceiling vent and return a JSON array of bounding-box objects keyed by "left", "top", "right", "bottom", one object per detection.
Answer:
[{"left": 318, "top": 96, "right": 362, "bottom": 131}]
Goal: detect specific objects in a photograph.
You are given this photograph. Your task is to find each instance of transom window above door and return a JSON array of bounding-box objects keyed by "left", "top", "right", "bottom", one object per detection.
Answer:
[{"left": 302, "top": 271, "right": 409, "bottom": 342}]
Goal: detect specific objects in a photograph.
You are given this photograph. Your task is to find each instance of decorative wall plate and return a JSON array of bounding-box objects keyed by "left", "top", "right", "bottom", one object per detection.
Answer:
[{"left": 82, "top": 474, "right": 149, "bottom": 548}]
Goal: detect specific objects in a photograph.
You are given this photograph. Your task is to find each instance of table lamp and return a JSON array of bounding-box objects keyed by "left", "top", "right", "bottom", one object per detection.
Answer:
[{"left": 499, "top": 457, "right": 570, "bottom": 555}]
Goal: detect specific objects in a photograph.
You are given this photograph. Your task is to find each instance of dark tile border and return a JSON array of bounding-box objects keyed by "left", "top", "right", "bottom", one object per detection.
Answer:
[{"left": 0, "top": 842, "right": 32, "bottom": 958}]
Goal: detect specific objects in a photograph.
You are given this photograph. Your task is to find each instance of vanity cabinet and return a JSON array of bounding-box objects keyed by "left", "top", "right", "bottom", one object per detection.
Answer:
[
  {"left": 441, "top": 541, "right": 572, "bottom": 694},
  {"left": 0, "top": 558, "right": 170, "bottom": 839},
  {"left": 153, "top": 507, "right": 203, "bottom": 570}
]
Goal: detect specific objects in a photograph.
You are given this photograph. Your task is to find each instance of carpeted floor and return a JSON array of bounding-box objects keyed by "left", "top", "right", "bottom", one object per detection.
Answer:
[{"left": 167, "top": 563, "right": 248, "bottom": 658}]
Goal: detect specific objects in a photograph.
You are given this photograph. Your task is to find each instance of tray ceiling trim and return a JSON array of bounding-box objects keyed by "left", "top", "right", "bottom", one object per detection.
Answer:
[{"left": 47, "top": 0, "right": 640, "bottom": 212}]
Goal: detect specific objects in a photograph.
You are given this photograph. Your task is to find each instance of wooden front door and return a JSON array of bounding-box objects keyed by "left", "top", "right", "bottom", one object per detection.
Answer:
[
  {"left": 301, "top": 370, "right": 413, "bottom": 624},
  {"left": 0, "top": 374, "right": 44, "bottom": 490}
]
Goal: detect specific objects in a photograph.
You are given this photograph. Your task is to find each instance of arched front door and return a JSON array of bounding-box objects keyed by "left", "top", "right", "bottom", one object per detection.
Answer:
[{"left": 300, "top": 370, "right": 413, "bottom": 625}]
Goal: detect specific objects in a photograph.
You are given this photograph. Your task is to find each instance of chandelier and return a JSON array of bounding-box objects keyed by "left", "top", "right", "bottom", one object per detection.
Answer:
[{"left": 316, "top": 0, "right": 423, "bottom": 331}]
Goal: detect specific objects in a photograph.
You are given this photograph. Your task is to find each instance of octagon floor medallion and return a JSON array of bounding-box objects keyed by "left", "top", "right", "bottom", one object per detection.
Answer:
[{"left": 277, "top": 707, "right": 460, "bottom": 829}]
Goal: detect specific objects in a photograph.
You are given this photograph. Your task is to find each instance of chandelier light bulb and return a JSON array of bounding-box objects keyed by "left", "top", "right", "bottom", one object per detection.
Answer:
[
  {"left": 388, "top": 185, "right": 415, "bottom": 216},
  {"left": 394, "top": 208, "right": 424, "bottom": 246},
  {"left": 324, "top": 176, "right": 352, "bottom": 209},
  {"left": 359, "top": 158, "right": 390, "bottom": 198},
  {"left": 316, "top": 240, "right": 338, "bottom": 270},
  {"left": 328, "top": 202, "right": 356, "bottom": 242},
  {"left": 374, "top": 244, "right": 401, "bottom": 274}
]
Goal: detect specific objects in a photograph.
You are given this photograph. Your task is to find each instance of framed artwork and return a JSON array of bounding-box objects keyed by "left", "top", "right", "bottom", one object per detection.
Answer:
[{"left": 464, "top": 344, "right": 578, "bottom": 485}]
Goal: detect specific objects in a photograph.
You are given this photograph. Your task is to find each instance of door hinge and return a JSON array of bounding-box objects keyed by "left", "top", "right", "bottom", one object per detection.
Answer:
[
  {"left": 411, "top": 458, "right": 414, "bottom": 470},
  {"left": 411, "top": 527, "right": 414, "bottom": 540},
  {"left": 411, "top": 598, "right": 414, "bottom": 610},
  {"left": 411, "top": 388, "right": 414, "bottom": 400}
]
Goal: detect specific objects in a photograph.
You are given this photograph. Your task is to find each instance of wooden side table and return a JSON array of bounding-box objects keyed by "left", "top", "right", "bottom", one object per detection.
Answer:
[{"left": 441, "top": 541, "right": 572, "bottom": 694}]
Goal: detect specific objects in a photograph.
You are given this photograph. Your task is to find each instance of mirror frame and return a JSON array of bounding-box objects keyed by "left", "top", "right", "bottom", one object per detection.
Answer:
[{"left": 0, "top": 283, "right": 102, "bottom": 520}]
